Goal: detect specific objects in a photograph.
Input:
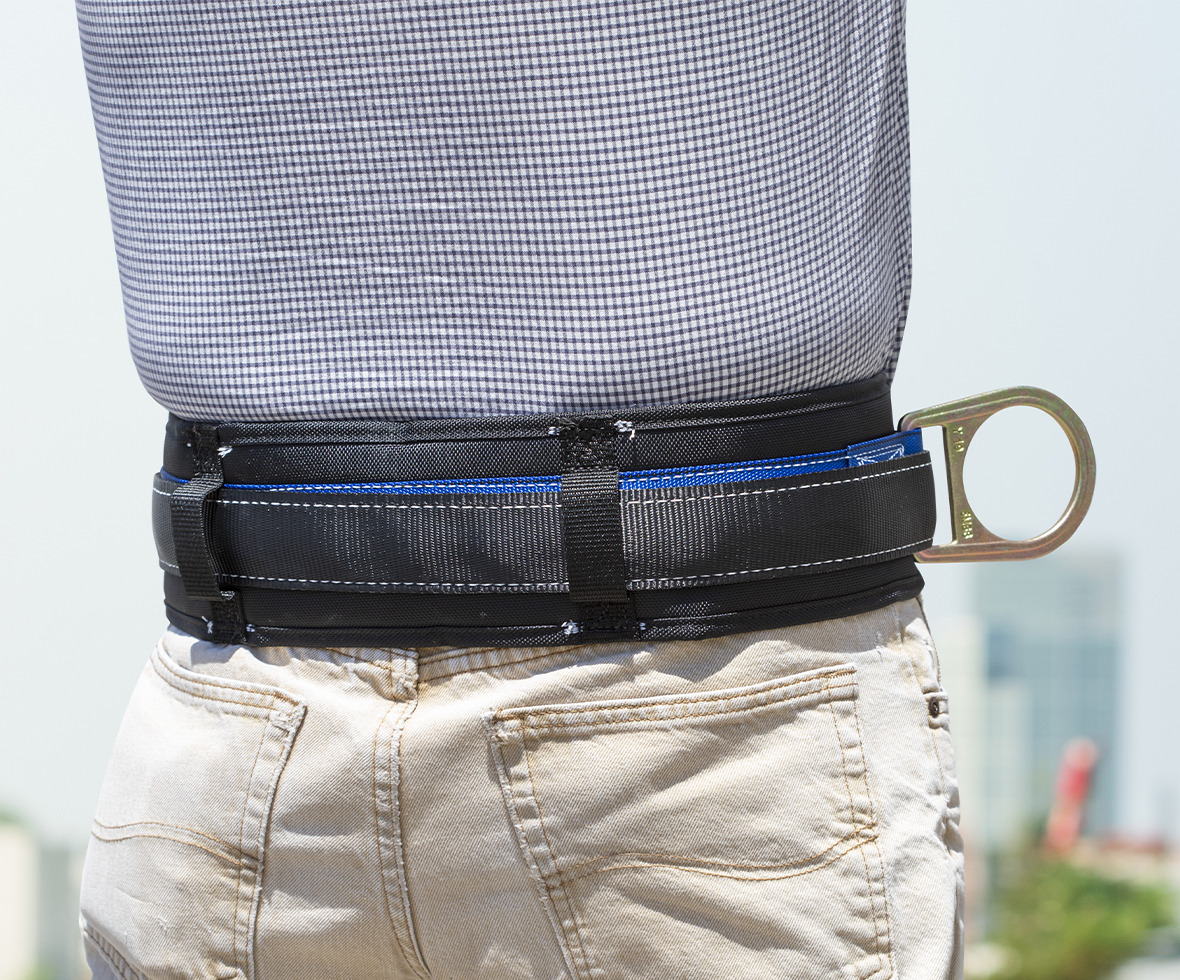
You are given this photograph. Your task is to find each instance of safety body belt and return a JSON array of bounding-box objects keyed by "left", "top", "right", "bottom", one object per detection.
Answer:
[{"left": 153, "top": 374, "right": 1094, "bottom": 648}]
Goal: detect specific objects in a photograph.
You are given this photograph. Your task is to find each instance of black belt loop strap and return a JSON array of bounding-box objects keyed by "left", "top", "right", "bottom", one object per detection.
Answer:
[
  {"left": 558, "top": 418, "right": 640, "bottom": 639},
  {"left": 169, "top": 423, "right": 245, "bottom": 644}
]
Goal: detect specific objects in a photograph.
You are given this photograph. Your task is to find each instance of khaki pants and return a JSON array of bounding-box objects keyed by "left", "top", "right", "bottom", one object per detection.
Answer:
[{"left": 80, "top": 598, "right": 964, "bottom": 979}]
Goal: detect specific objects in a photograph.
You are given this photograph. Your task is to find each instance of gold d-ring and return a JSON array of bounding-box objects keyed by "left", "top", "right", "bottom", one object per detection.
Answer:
[{"left": 899, "top": 387, "right": 1096, "bottom": 563}]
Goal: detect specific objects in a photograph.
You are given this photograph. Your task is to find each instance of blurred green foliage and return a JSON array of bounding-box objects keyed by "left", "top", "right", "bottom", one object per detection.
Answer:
[{"left": 991, "top": 852, "right": 1174, "bottom": 980}]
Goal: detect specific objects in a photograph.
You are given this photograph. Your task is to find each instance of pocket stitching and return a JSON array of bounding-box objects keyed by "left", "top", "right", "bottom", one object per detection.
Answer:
[
  {"left": 501, "top": 671, "right": 869, "bottom": 875},
  {"left": 493, "top": 666, "right": 855, "bottom": 730},
  {"left": 558, "top": 826, "right": 879, "bottom": 885},
  {"left": 485, "top": 721, "right": 590, "bottom": 980},
  {"left": 151, "top": 644, "right": 302, "bottom": 717},
  {"left": 522, "top": 729, "right": 600, "bottom": 979},
  {"left": 91, "top": 819, "right": 250, "bottom": 867},
  {"left": 492, "top": 666, "right": 892, "bottom": 980},
  {"left": 510, "top": 686, "right": 855, "bottom": 735}
]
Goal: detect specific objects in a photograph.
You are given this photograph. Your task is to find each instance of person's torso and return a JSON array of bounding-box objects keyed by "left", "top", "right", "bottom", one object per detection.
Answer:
[{"left": 79, "top": 0, "right": 910, "bottom": 421}]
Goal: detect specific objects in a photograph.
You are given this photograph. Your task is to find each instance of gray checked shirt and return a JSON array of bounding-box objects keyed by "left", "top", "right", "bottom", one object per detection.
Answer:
[{"left": 78, "top": 1, "right": 911, "bottom": 421}]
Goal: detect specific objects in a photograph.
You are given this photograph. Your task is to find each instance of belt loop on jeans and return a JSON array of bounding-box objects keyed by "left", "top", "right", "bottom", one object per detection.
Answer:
[{"left": 168, "top": 423, "right": 246, "bottom": 644}]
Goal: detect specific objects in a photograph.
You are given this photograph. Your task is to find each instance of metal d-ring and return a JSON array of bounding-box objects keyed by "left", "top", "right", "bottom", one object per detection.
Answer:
[{"left": 899, "top": 387, "right": 1096, "bottom": 563}]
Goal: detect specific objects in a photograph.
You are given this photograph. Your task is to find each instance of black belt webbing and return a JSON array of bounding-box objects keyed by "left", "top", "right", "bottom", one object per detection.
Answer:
[{"left": 153, "top": 373, "right": 936, "bottom": 647}]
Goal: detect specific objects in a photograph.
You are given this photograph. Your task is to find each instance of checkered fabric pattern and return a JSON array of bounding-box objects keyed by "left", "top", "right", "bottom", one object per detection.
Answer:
[{"left": 77, "top": 1, "right": 911, "bottom": 421}]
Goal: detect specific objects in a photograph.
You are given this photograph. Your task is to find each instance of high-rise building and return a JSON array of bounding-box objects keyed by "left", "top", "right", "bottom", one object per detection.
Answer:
[{"left": 975, "top": 552, "right": 1121, "bottom": 843}]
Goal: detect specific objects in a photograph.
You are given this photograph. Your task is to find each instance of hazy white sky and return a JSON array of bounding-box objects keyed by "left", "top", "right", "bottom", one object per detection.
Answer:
[
  {"left": 897, "top": 1, "right": 1180, "bottom": 842},
  {"left": 1, "top": 0, "right": 1177, "bottom": 842}
]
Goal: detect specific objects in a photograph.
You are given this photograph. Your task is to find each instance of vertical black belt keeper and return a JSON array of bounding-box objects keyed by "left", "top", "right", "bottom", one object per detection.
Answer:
[
  {"left": 558, "top": 418, "right": 640, "bottom": 639},
  {"left": 168, "top": 423, "right": 246, "bottom": 644}
]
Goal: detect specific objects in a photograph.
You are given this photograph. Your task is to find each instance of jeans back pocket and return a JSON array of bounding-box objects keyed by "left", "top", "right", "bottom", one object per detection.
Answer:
[
  {"left": 81, "top": 644, "right": 305, "bottom": 980},
  {"left": 485, "top": 664, "right": 891, "bottom": 980}
]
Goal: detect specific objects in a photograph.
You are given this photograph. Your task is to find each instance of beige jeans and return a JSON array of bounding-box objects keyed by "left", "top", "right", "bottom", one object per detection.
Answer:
[{"left": 80, "top": 599, "right": 963, "bottom": 980}]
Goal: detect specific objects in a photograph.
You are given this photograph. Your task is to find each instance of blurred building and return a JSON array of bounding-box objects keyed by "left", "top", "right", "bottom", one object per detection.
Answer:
[
  {"left": 37, "top": 843, "right": 86, "bottom": 980},
  {"left": 0, "top": 821, "right": 37, "bottom": 980},
  {"left": 934, "top": 551, "right": 1123, "bottom": 943},
  {"left": 0, "top": 814, "right": 86, "bottom": 980},
  {"left": 976, "top": 552, "right": 1121, "bottom": 843}
]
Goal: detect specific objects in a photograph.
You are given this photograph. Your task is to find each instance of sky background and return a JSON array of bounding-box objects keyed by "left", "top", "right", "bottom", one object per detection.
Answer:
[{"left": 1, "top": 0, "right": 1177, "bottom": 843}]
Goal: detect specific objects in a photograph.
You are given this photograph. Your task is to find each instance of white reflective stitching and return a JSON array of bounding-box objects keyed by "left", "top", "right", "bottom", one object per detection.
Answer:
[
  {"left": 632, "top": 455, "right": 844, "bottom": 482},
  {"left": 153, "top": 486, "right": 555, "bottom": 512},
  {"left": 625, "top": 461, "right": 930, "bottom": 505},
  {"left": 631, "top": 539, "right": 934, "bottom": 589},
  {"left": 217, "top": 499, "right": 557, "bottom": 511},
  {"left": 223, "top": 573, "right": 565, "bottom": 589},
  {"left": 215, "top": 538, "right": 931, "bottom": 591}
]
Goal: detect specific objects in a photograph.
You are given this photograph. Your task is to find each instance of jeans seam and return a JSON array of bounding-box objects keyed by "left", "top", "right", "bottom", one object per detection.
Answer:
[
  {"left": 244, "top": 702, "right": 305, "bottom": 980},
  {"left": 374, "top": 701, "right": 433, "bottom": 980},
  {"left": 849, "top": 678, "right": 896, "bottom": 980},
  {"left": 143, "top": 643, "right": 307, "bottom": 980},
  {"left": 899, "top": 629, "right": 953, "bottom": 801},
  {"left": 82, "top": 922, "right": 150, "bottom": 980},
  {"left": 392, "top": 700, "right": 432, "bottom": 979},
  {"left": 827, "top": 685, "right": 881, "bottom": 980},
  {"left": 229, "top": 704, "right": 275, "bottom": 979}
]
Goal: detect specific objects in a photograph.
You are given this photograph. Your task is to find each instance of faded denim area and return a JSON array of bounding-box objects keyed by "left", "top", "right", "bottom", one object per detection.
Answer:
[{"left": 81, "top": 599, "right": 962, "bottom": 979}]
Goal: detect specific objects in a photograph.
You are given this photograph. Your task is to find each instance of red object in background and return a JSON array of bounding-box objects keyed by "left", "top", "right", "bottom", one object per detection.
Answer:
[{"left": 1044, "top": 738, "right": 1099, "bottom": 852}]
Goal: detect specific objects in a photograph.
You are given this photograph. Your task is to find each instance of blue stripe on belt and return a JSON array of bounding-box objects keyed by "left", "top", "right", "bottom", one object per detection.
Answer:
[{"left": 159, "top": 429, "right": 922, "bottom": 495}]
